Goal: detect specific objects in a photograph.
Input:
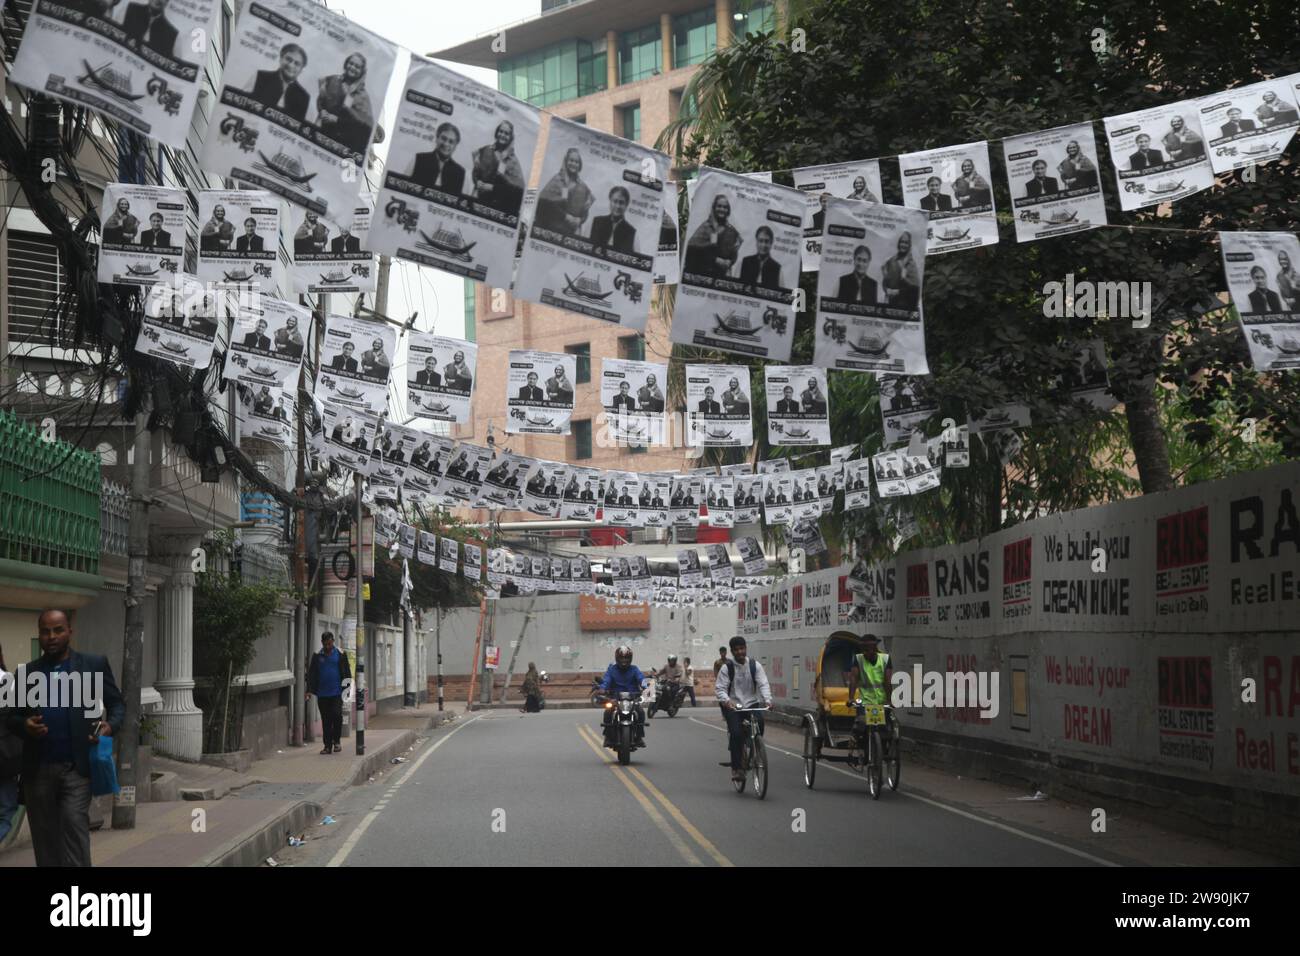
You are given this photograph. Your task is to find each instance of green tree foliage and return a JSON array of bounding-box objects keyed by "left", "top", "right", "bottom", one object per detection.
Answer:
[{"left": 364, "top": 508, "right": 481, "bottom": 624}]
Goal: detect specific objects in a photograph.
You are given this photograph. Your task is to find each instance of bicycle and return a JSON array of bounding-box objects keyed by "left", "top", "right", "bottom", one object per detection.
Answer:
[
  {"left": 846, "top": 703, "right": 900, "bottom": 799},
  {"left": 731, "top": 705, "right": 770, "bottom": 799}
]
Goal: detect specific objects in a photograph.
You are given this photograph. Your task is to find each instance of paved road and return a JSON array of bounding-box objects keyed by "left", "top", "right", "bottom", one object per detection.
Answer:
[{"left": 286, "top": 707, "right": 1129, "bottom": 867}]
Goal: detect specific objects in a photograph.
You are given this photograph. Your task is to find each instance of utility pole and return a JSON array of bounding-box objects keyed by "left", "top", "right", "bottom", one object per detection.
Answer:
[
  {"left": 435, "top": 605, "right": 444, "bottom": 711},
  {"left": 290, "top": 294, "right": 311, "bottom": 748}
]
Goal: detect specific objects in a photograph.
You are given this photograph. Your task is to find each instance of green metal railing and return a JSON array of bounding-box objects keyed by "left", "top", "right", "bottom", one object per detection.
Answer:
[{"left": 0, "top": 408, "right": 102, "bottom": 575}]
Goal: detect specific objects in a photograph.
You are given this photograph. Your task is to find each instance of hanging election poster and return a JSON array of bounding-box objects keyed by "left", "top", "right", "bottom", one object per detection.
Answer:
[
  {"left": 654, "top": 187, "right": 681, "bottom": 286},
  {"left": 550, "top": 558, "right": 571, "bottom": 592},
  {"left": 791, "top": 519, "right": 828, "bottom": 557},
  {"left": 417, "top": 532, "right": 438, "bottom": 566},
  {"left": 522, "top": 460, "right": 570, "bottom": 518},
  {"left": 408, "top": 333, "right": 477, "bottom": 424},
  {"left": 878, "top": 375, "right": 938, "bottom": 446},
  {"left": 397, "top": 525, "right": 415, "bottom": 560},
  {"left": 677, "top": 550, "right": 704, "bottom": 588},
  {"left": 1104, "top": 102, "right": 1215, "bottom": 211},
  {"left": 764, "top": 365, "right": 831, "bottom": 446},
  {"left": 600, "top": 357, "right": 667, "bottom": 446},
  {"left": 223, "top": 295, "right": 309, "bottom": 395},
  {"left": 317, "top": 314, "right": 395, "bottom": 415},
  {"left": 790, "top": 468, "right": 822, "bottom": 523},
  {"left": 968, "top": 402, "right": 1032, "bottom": 434},
  {"left": 872, "top": 450, "right": 909, "bottom": 498},
  {"left": 685, "top": 365, "right": 753, "bottom": 448},
  {"left": 721, "top": 463, "right": 753, "bottom": 476},
  {"left": 1200, "top": 79, "right": 1300, "bottom": 175},
  {"left": 200, "top": 0, "right": 396, "bottom": 223},
  {"left": 507, "top": 349, "right": 576, "bottom": 435},
  {"left": 439, "top": 537, "right": 460, "bottom": 574},
  {"left": 463, "top": 543, "right": 483, "bottom": 581},
  {"left": 844, "top": 458, "right": 873, "bottom": 510},
  {"left": 705, "top": 543, "right": 734, "bottom": 585},
  {"left": 1220, "top": 231, "right": 1300, "bottom": 372},
  {"left": 318, "top": 401, "right": 377, "bottom": 474},
  {"left": 571, "top": 556, "right": 594, "bottom": 594},
  {"left": 673, "top": 167, "right": 803, "bottom": 361},
  {"left": 1001, "top": 122, "right": 1108, "bottom": 243},
  {"left": 670, "top": 475, "right": 704, "bottom": 527},
  {"left": 944, "top": 424, "right": 971, "bottom": 468},
  {"left": 561, "top": 467, "right": 603, "bottom": 520},
  {"left": 136, "top": 276, "right": 220, "bottom": 372},
  {"left": 758, "top": 459, "right": 791, "bottom": 474},
  {"left": 97, "top": 183, "right": 186, "bottom": 287},
  {"left": 403, "top": 433, "right": 452, "bottom": 504},
  {"left": 814, "top": 197, "right": 930, "bottom": 375},
  {"left": 898, "top": 141, "right": 999, "bottom": 255},
  {"left": 196, "top": 189, "right": 283, "bottom": 293},
  {"left": 638, "top": 475, "right": 672, "bottom": 529},
  {"left": 478, "top": 451, "right": 530, "bottom": 510},
  {"left": 603, "top": 472, "right": 642, "bottom": 527},
  {"left": 11, "top": 0, "right": 220, "bottom": 146},
  {"left": 735, "top": 536, "right": 768, "bottom": 576},
  {"left": 1060, "top": 340, "right": 1118, "bottom": 410},
  {"left": 367, "top": 56, "right": 540, "bottom": 288},
  {"left": 791, "top": 159, "right": 884, "bottom": 272},
  {"left": 514, "top": 116, "right": 668, "bottom": 330},
  {"left": 290, "top": 193, "right": 375, "bottom": 294},
  {"left": 442, "top": 443, "right": 493, "bottom": 503},
  {"left": 235, "top": 384, "right": 292, "bottom": 447},
  {"left": 705, "top": 476, "right": 735, "bottom": 528},
  {"left": 762, "top": 472, "right": 794, "bottom": 526},
  {"left": 903, "top": 449, "right": 941, "bottom": 494},
  {"left": 734, "top": 474, "right": 763, "bottom": 524}
]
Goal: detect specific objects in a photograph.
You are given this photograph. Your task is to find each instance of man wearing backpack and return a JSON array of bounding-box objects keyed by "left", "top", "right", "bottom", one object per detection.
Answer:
[{"left": 715, "top": 636, "right": 772, "bottom": 784}]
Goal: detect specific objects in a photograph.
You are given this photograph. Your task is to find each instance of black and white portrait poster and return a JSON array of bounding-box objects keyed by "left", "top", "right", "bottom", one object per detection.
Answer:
[
  {"left": 1200, "top": 79, "right": 1300, "bottom": 175},
  {"left": 814, "top": 197, "right": 930, "bottom": 375},
  {"left": 136, "top": 275, "right": 219, "bottom": 371},
  {"left": 317, "top": 314, "right": 395, "bottom": 414},
  {"left": 11, "top": 0, "right": 219, "bottom": 146},
  {"left": 944, "top": 424, "right": 971, "bottom": 468},
  {"left": 441, "top": 442, "right": 493, "bottom": 503},
  {"left": 398, "top": 525, "right": 416, "bottom": 560},
  {"left": 686, "top": 364, "right": 753, "bottom": 448},
  {"left": 677, "top": 549, "right": 703, "bottom": 588},
  {"left": 1220, "top": 231, "right": 1300, "bottom": 372},
  {"left": 571, "top": 556, "right": 594, "bottom": 594},
  {"left": 815, "top": 464, "right": 841, "bottom": 514},
  {"left": 463, "top": 543, "right": 483, "bottom": 582},
  {"left": 968, "top": 403, "right": 1031, "bottom": 435},
  {"left": 1104, "top": 102, "right": 1215, "bottom": 211},
  {"left": 514, "top": 116, "right": 668, "bottom": 330},
  {"left": 734, "top": 474, "right": 763, "bottom": 524},
  {"left": 790, "top": 468, "right": 822, "bottom": 523},
  {"left": 736, "top": 536, "right": 767, "bottom": 576},
  {"left": 764, "top": 365, "right": 830, "bottom": 446},
  {"left": 791, "top": 519, "right": 828, "bottom": 558},
  {"left": 478, "top": 451, "right": 530, "bottom": 511},
  {"left": 872, "top": 450, "right": 908, "bottom": 498},
  {"left": 762, "top": 472, "right": 794, "bottom": 526},
  {"left": 844, "top": 458, "right": 872, "bottom": 510},
  {"left": 200, "top": 0, "right": 396, "bottom": 222},
  {"left": 898, "top": 141, "right": 999, "bottom": 254},
  {"left": 878, "top": 375, "right": 937, "bottom": 446},
  {"left": 439, "top": 537, "right": 460, "bottom": 574},
  {"left": 791, "top": 159, "right": 885, "bottom": 272},
  {"left": 318, "top": 401, "right": 377, "bottom": 474},
  {"left": 507, "top": 349, "right": 575, "bottom": 435},
  {"left": 408, "top": 333, "right": 477, "bottom": 424},
  {"left": 235, "top": 383, "right": 292, "bottom": 447},
  {"left": 673, "top": 167, "right": 803, "bottom": 361},
  {"left": 721, "top": 462, "right": 753, "bottom": 476},
  {"left": 638, "top": 476, "right": 672, "bottom": 529},
  {"left": 511, "top": 188, "right": 538, "bottom": 286},
  {"left": 654, "top": 187, "right": 680, "bottom": 285},
  {"left": 417, "top": 532, "right": 438, "bottom": 567},
  {"left": 402, "top": 432, "right": 452, "bottom": 503},
  {"left": 290, "top": 194, "right": 375, "bottom": 294},
  {"left": 600, "top": 357, "right": 667, "bottom": 446},
  {"left": 97, "top": 183, "right": 186, "bottom": 287},
  {"left": 669, "top": 475, "right": 704, "bottom": 527},
  {"left": 196, "top": 190, "right": 283, "bottom": 293},
  {"left": 223, "top": 295, "right": 309, "bottom": 395},
  {"left": 830, "top": 443, "right": 857, "bottom": 489},
  {"left": 550, "top": 558, "right": 571, "bottom": 593},
  {"left": 1061, "top": 340, "right": 1117, "bottom": 410},
  {"left": 522, "top": 460, "right": 569, "bottom": 518},
  {"left": 903, "top": 449, "right": 940, "bottom": 494},
  {"left": 373, "top": 422, "right": 422, "bottom": 490},
  {"left": 1001, "top": 122, "right": 1108, "bottom": 243},
  {"left": 705, "top": 543, "right": 733, "bottom": 585},
  {"left": 561, "top": 467, "right": 602, "bottom": 520},
  {"left": 989, "top": 428, "right": 1023, "bottom": 467},
  {"left": 758, "top": 459, "right": 791, "bottom": 474},
  {"left": 368, "top": 56, "right": 540, "bottom": 288},
  {"left": 603, "top": 471, "right": 641, "bottom": 527},
  {"left": 705, "top": 476, "right": 735, "bottom": 528}
]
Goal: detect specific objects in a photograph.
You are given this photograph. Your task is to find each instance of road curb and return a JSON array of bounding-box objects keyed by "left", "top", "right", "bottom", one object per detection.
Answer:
[
  {"left": 348, "top": 709, "right": 461, "bottom": 786},
  {"left": 204, "top": 799, "right": 323, "bottom": 867}
]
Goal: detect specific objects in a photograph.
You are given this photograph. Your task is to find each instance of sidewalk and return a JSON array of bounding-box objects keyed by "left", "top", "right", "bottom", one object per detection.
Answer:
[{"left": 0, "top": 702, "right": 466, "bottom": 868}]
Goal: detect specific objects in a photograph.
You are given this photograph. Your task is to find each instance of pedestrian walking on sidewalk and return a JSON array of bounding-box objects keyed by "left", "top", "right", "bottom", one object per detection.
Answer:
[
  {"left": 0, "top": 648, "right": 22, "bottom": 846},
  {"left": 521, "top": 663, "right": 542, "bottom": 714},
  {"left": 684, "top": 657, "right": 697, "bottom": 707},
  {"left": 4, "top": 609, "right": 124, "bottom": 867},
  {"left": 307, "top": 632, "right": 351, "bottom": 754}
]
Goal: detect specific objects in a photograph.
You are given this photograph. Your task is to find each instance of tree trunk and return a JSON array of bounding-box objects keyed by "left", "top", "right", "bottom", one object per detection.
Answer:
[
  {"left": 1124, "top": 385, "right": 1175, "bottom": 494},
  {"left": 984, "top": 451, "right": 1002, "bottom": 535}
]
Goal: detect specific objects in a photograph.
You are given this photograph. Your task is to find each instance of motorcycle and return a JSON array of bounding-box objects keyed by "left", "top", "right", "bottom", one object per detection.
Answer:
[
  {"left": 648, "top": 679, "right": 686, "bottom": 718},
  {"left": 594, "top": 690, "right": 647, "bottom": 765}
]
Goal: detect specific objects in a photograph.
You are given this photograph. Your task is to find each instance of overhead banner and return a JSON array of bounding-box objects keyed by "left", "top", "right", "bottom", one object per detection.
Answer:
[
  {"left": 600, "top": 357, "right": 667, "bottom": 446},
  {"left": 136, "top": 276, "right": 219, "bottom": 371},
  {"left": 506, "top": 349, "right": 575, "bottom": 435},
  {"left": 765, "top": 365, "right": 830, "bottom": 446},
  {"left": 686, "top": 365, "right": 753, "bottom": 448},
  {"left": 791, "top": 159, "right": 884, "bottom": 272},
  {"left": 654, "top": 188, "right": 681, "bottom": 286},
  {"left": 317, "top": 314, "right": 395, "bottom": 414},
  {"left": 673, "top": 167, "right": 803, "bottom": 361},
  {"left": 368, "top": 56, "right": 540, "bottom": 289},
  {"left": 442, "top": 443, "right": 493, "bottom": 503},
  {"left": 522, "top": 460, "right": 569, "bottom": 517},
  {"left": 201, "top": 0, "right": 395, "bottom": 222},
  {"left": 561, "top": 467, "right": 603, "bottom": 520},
  {"left": 223, "top": 295, "right": 309, "bottom": 395},
  {"left": 515, "top": 116, "right": 668, "bottom": 330},
  {"left": 814, "top": 197, "right": 930, "bottom": 375},
  {"left": 1001, "top": 122, "right": 1108, "bottom": 243},
  {"left": 1200, "top": 79, "right": 1300, "bottom": 175},
  {"left": 408, "top": 333, "right": 477, "bottom": 424},
  {"left": 318, "top": 401, "right": 377, "bottom": 474},
  {"left": 1220, "top": 231, "right": 1300, "bottom": 372},
  {"left": 197, "top": 190, "right": 283, "bottom": 293},
  {"left": 898, "top": 140, "right": 999, "bottom": 254},
  {"left": 11, "top": 0, "right": 218, "bottom": 146},
  {"left": 1104, "top": 102, "right": 1215, "bottom": 211},
  {"left": 290, "top": 194, "right": 375, "bottom": 294},
  {"left": 97, "top": 183, "right": 186, "bottom": 287}
]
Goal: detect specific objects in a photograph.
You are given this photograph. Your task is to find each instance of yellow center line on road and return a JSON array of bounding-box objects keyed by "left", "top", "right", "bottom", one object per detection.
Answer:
[
  {"left": 624, "top": 766, "right": 734, "bottom": 868},
  {"left": 575, "top": 723, "right": 703, "bottom": 866}
]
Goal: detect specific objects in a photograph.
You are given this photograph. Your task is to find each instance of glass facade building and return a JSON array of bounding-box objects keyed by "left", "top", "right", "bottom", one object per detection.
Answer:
[
  {"left": 734, "top": 0, "right": 777, "bottom": 39},
  {"left": 497, "top": 39, "right": 608, "bottom": 107},
  {"left": 618, "top": 24, "right": 662, "bottom": 83},
  {"left": 673, "top": 8, "right": 716, "bottom": 67}
]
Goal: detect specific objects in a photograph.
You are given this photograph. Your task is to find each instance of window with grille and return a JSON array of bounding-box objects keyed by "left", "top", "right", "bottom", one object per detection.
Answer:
[
  {"left": 618, "top": 335, "right": 645, "bottom": 361},
  {"left": 5, "top": 231, "right": 69, "bottom": 350},
  {"left": 570, "top": 420, "right": 593, "bottom": 460}
]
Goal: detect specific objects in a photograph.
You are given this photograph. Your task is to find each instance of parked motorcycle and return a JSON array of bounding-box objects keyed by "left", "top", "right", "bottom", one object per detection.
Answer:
[{"left": 648, "top": 680, "right": 686, "bottom": 719}]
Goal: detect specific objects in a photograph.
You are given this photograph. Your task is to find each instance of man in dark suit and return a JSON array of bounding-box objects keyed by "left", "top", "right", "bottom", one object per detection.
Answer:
[
  {"left": 415, "top": 357, "right": 441, "bottom": 387},
  {"left": 920, "top": 176, "right": 953, "bottom": 212},
  {"left": 611, "top": 381, "right": 636, "bottom": 412},
  {"left": 579, "top": 482, "right": 596, "bottom": 501},
  {"left": 1220, "top": 108, "right": 1256, "bottom": 137},
  {"left": 739, "top": 226, "right": 782, "bottom": 290},
  {"left": 697, "top": 386, "right": 721, "bottom": 414},
  {"left": 411, "top": 441, "right": 433, "bottom": 468},
  {"left": 589, "top": 186, "right": 637, "bottom": 253},
  {"left": 331, "top": 228, "right": 361, "bottom": 253},
  {"left": 517, "top": 371, "right": 543, "bottom": 402},
  {"left": 810, "top": 192, "right": 830, "bottom": 232},
  {"left": 1247, "top": 266, "right": 1284, "bottom": 313},
  {"left": 249, "top": 43, "right": 310, "bottom": 121},
  {"left": 775, "top": 385, "right": 800, "bottom": 414},
  {"left": 236, "top": 218, "right": 264, "bottom": 252},
  {"left": 836, "top": 245, "right": 878, "bottom": 303},
  {"left": 139, "top": 212, "right": 172, "bottom": 247},
  {"left": 123, "top": 0, "right": 179, "bottom": 58},
  {"left": 242, "top": 318, "right": 272, "bottom": 351},
  {"left": 638, "top": 484, "right": 653, "bottom": 507},
  {"left": 617, "top": 489, "right": 634, "bottom": 506},
  {"left": 1024, "top": 159, "right": 1059, "bottom": 197},
  {"left": 330, "top": 341, "right": 359, "bottom": 372},
  {"left": 253, "top": 386, "right": 275, "bottom": 415},
  {"left": 6, "top": 609, "right": 124, "bottom": 867},
  {"left": 1128, "top": 134, "right": 1163, "bottom": 170},
  {"left": 410, "top": 123, "right": 466, "bottom": 194}
]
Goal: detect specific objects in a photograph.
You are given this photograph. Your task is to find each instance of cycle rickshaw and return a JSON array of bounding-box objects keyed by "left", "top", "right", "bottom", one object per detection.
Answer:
[{"left": 801, "top": 630, "right": 901, "bottom": 799}]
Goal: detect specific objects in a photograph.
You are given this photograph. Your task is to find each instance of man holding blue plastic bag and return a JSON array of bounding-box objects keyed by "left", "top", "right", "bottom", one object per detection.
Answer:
[{"left": 4, "top": 610, "right": 124, "bottom": 867}]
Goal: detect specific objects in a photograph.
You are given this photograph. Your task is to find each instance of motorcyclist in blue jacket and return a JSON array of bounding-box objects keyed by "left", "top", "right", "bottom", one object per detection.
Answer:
[{"left": 597, "top": 645, "right": 649, "bottom": 744}]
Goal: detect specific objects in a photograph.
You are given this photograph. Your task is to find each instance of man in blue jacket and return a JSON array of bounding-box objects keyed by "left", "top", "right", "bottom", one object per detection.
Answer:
[
  {"left": 5, "top": 609, "right": 124, "bottom": 867},
  {"left": 307, "top": 632, "right": 352, "bottom": 755},
  {"left": 597, "top": 646, "right": 649, "bottom": 746}
]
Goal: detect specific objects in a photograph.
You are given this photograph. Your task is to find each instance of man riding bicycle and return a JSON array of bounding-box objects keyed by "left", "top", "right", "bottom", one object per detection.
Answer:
[
  {"left": 597, "top": 645, "right": 649, "bottom": 745},
  {"left": 715, "top": 636, "right": 771, "bottom": 784},
  {"left": 844, "top": 633, "right": 896, "bottom": 752}
]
